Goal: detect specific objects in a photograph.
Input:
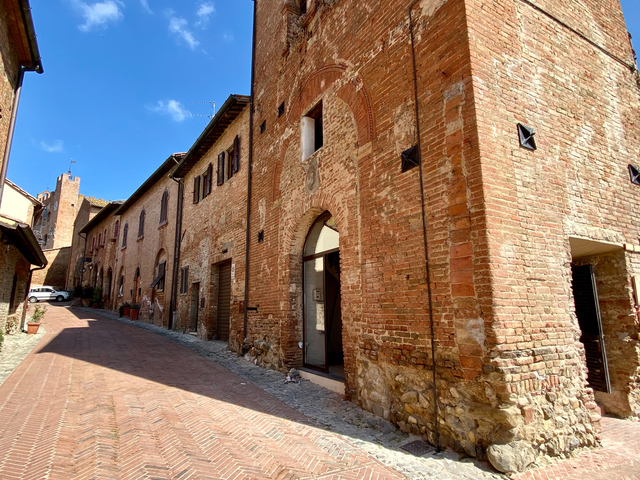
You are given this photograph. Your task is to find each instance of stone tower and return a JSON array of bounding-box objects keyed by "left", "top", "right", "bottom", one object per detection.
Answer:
[{"left": 34, "top": 173, "right": 80, "bottom": 250}]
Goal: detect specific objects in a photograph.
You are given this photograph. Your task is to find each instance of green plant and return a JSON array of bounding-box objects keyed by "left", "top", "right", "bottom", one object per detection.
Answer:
[
  {"left": 130, "top": 304, "right": 140, "bottom": 310},
  {"left": 0, "top": 329, "right": 4, "bottom": 352},
  {"left": 92, "top": 286, "right": 103, "bottom": 306},
  {"left": 31, "top": 304, "right": 47, "bottom": 323}
]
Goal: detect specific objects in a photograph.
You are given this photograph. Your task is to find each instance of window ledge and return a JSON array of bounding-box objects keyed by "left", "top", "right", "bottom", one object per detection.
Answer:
[
  {"left": 137, "top": 236, "right": 144, "bottom": 242},
  {"left": 159, "top": 220, "right": 168, "bottom": 228},
  {"left": 121, "top": 245, "right": 127, "bottom": 250}
]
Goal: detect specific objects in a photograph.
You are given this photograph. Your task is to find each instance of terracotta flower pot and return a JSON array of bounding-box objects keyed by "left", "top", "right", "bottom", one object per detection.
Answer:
[
  {"left": 123, "top": 307, "right": 131, "bottom": 317},
  {"left": 130, "top": 308, "right": 139, "bottom": 320},
  {"left": 27, "top": 322, "right": 40, "bottom": 334}
]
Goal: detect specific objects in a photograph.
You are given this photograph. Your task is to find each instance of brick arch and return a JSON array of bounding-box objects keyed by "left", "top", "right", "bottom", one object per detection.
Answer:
[
  {"left": 279, "top": 193, "right": 347, "bottom": 368},
  {"left": 273, "top": 64, "right": 375, "bottom": 201}
]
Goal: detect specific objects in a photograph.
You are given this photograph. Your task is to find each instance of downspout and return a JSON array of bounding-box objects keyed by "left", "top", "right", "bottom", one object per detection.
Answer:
[
  {"left": 170, "top": 175, "right": 184, "bottom": 331},
  {"left": 20, "top": 263, "right": 46, "bottom": 331},
  {"left": 243, "top": 0, "right": 258, "bottom": 350},
  {"left": 0, "top": 68, "right": 25, "bottom": 209},
  {"left": 409, "top": 0, "right": 440, "bottom": 452}
]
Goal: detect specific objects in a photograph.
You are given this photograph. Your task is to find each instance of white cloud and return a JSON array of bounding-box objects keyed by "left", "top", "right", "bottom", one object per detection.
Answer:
[
  {"left": 148, "top": 100, "right": 191, "bottom": 122},
  {"left": 168, "top": 16, "right": 200, "bottom": 49},
  {"left": 40, "top": 140, "right": 64, "bottom": 153},
  {"left": 72, "top": 0, "right": 124, "bottom": 32},
  {"left": 195, "top": 2, "right": 215, "bottom": 29},
  {"left": 222, "top": 32, "right": 234, "bottom": 43},
  {"left": 140, "top": 0, "right": 152, "bottom": 14}
]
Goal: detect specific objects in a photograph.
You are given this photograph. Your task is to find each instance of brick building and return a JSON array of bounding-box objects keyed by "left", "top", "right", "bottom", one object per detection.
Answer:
[
  {"left": 170, "top": 95, "right": 249, "bottom": 341},
  {"left": 0, "top": 0, "right": 45, "bottom": 336},
  {"left": 66, "top": 195, "right": 112, "bottom": 290},
  {"left": 77, "top": 201, "right": 122, "bottom": 308},
  {"left": 237, "top": 0, "right": 640, "bottom": 472},
  {"left": 66, "top": 0, "right": 640, "bottom": 472},
  {"left": 111, "top": 154, "right": 183, "bottom": 327},
  {"left": 31, "top": 174, "right": 107, "bottom": 289}
]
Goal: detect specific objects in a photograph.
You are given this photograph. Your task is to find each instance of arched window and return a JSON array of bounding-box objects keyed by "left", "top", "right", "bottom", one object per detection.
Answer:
[
  {"left": 160, "top": 190, "right": 169, "bottom": 224},
  {"left": 114, "top": 220, "right": 120, "bottom": 238},
  {"left": 122, "top": 223, "right": 128, "bottom": 248},
  {"left": 138, "top": 210, "right": 145, "bottom": 238}
]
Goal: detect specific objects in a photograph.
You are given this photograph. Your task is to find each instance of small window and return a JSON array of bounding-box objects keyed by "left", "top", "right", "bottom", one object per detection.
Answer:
[
  {"left": 217, "top": 152, "right": 225, "bottom": 186},
  {"left": 114, "top": 220, "right": 120, "bottom": 238},
  {"left": 138, "top": 210, "right": 145, "bottom": 238},
  {"left": 193, "top": 175, "right": 201, "bottom": 203},
  {"left": 278, "top": 102, "right": 285, "bottom": 117},
  {"left": 160, "top": 190, "right": 169, "bottom": 223},
  {"left": 260, "top": 121, "right": 266, "bottom": 134},
  {"left": 180, "top": 266, "right": 189, "bottom": 294},
  {"left": 122, "top": 223, "right": 128, "bottom": 248},
  {"left": 103, "top": 229, "right": 107, "bottom": 245},
  {"left": 91, "top": 237, "right": 95, "bottom": 253},
  {"left": 300, "top": 0, "right": 307, "bottom": 15},
  {"left": 302, "top": 101, "right": 323, "bottom": 160}
]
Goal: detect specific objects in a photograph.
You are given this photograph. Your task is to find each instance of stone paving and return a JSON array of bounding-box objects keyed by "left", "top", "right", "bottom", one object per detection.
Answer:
[
  {"left": 0, "top": 326, "right": 45, "bottom": 387},
  {"left": 0, "top": 305, "right": 503, "bottom": 480}
]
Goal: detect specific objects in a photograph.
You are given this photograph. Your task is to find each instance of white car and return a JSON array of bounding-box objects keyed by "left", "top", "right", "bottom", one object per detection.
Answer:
[{"left": 28, "top": 286, "right": 71, "bottom": 303}]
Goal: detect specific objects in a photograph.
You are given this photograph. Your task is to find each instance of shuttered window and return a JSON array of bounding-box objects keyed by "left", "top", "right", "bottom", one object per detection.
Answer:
[
  {"left": 180, "top": 266, "right": 189, "bottom": 294},
  {"left": 193, "top": 176, "right": 201, "bottom": 204},
  {"left": 217, "top": 152, "right": 225, "bottom": 186},
  {"left": 204, "top": 163, "right": 213, "bottom": 197},
  {"left": 150, "top": 261, "right": 166, "bottom": 291},
  {"left": 232, "top": 135, "right": 240, "bottom": 174},
  {"left": 138, "top": 210, "right": 145, "bottom": 238},
  {"left": 122, "top": 223, "right": 128, "bottom": 248},
  {"left": 160, "top": 190, "right": 169, "bottom": 223}
]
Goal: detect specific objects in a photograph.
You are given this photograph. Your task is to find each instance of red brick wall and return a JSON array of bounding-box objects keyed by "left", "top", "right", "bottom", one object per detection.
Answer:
[{"left": 176, "top": 107, "right": 250, "bottom": 345}]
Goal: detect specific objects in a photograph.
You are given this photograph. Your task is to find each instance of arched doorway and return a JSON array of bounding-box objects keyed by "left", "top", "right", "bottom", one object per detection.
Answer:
[{"left": 303, "top": 212, "right": 343, "bottom": 377}]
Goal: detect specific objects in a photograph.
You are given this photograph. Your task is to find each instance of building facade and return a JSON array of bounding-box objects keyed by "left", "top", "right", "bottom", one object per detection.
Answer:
[
  {"left": 171, "top": 95, "right": 250, "bottom": 342},
  {"left": 238, "top": 0, "right": 640, "bottom": 472}
]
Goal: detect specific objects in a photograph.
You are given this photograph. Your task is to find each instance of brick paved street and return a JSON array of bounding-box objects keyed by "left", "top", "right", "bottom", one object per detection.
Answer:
[
  {"left": 1, "top": 305, "right": 638, "bottom": 480},
  {"left": 0, "top": 306, "right": 499, "bottom": 480}
]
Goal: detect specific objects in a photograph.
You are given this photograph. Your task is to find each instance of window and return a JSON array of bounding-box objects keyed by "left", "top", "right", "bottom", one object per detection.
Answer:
[
  {"left": 180, "top": 266, "right": 189, "bottom": 294},
  {"left": 228, "top": 136, "right": 240, "bottom": 180},
  {"left": 42, "top": 207, "right": 48, "bottom": 220},
  {"left": 160, "top": 190, "right": 169, "bottom": 224},
  {"left": 91, "top": 237, "right": 95, "bottom": 253},
  {"left": 114, "top": 220, "right": 119, "bottom": 238},
  {"left": 122, "top": 223, "right": 128, "bottom": 248},
  {"left": 138, "top": 210, "right": 145, "bottom": 238},
  {"left": 98, "top": 233, "right": 102, "bottom": 247},
  {"left": 278, "top": 102, "right": 285, "bottom": 117},
  {"left": 217, "top": 152, "right": 225, "bottom": 186},
  {"left": 300, "top": 0, "right": 307, "bottom": 15},
  {"left": 193, "top": 175, "right": 201, "bottom": 203},
  {"left": 103, "top": 229, "right": 107, "bottom": 246},
  {"left": 150, "top": 261, "right": 166, "bottom": 291},
  {"left": 302, "top": 101, "right": 323, "bottom": 160}
]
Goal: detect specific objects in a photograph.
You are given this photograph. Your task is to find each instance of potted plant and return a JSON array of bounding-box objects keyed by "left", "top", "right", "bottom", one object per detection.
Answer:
[
  {"left": 81, "top": 285, "right": 94, "bottom": 307},
  {"left": 92, "top": 286, "right": 103, "bottom": 308},
  {"left": 27, "top": 304, "right": 47, "bottom": 334},
  {"left": 129, "top": 304, "right": 140, "bottom": 320},
  {"left": 122, "top": 302, "right": 132, "bottom": 317}
]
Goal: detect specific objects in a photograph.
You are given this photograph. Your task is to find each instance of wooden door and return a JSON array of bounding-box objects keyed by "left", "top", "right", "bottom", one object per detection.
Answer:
[
  {"left": 571, "top": 265, "right": 611, "bottom": 393},
  {"left": 216, "top": 261, "right": 232, "bottom": 341}
]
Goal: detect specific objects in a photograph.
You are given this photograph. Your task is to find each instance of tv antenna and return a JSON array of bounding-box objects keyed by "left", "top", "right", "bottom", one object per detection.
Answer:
[
  {"left": 188, "top": 101, "right": 216, "bottom": 118},
  {"left": 68, "top": 158, "right": 76, "bottom": 175}
]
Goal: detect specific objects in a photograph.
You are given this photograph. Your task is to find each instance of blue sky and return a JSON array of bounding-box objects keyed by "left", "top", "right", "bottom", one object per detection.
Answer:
[{"left": 6, "top": 0, "right": 640, "bottom": 201}]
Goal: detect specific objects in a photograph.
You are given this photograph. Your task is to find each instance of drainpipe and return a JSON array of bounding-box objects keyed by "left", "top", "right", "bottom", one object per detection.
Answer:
[
  {"left": 20, "top": 263, "right": 46, "bottom": 331},
  {"left": 409, "top": 0, "right": 440, "bottom": 452},
  {"left": 243, "top": 0, "right": 258, "bottom": 350},
  {"left": 169, "top": 176, "right": 184, "bottom": 331},
  {"left": 0, "top": 68, "right": 25, "bottom": 210}
]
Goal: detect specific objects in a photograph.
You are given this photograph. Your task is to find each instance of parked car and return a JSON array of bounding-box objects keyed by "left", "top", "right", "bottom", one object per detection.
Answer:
[{"left": 28, "top": 286, "right": 71, "bottom": 303}]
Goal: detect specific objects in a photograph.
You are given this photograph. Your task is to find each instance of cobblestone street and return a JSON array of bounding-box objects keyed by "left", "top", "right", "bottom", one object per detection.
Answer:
[{"left": 0, "top": 305, "right": 500, "bottom": 480}]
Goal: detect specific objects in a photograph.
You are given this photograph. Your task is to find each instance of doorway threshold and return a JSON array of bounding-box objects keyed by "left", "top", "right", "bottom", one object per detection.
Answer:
[{"left": 298, "top": 367, "right": 345, "bottom": 396}]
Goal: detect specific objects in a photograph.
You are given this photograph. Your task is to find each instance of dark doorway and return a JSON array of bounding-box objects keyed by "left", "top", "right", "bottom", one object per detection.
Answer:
[
  {"left": 216, "top": 261, "right": 232, "bottom": 341},
  {"left": 189, "top": 283, "right": 200, "bottom": 333},
  {"left": 571, "top": 264, "right": 611, "bottom": 393},
  {"left": 303, "top": 213, "right": 344, "bottom": 377}
]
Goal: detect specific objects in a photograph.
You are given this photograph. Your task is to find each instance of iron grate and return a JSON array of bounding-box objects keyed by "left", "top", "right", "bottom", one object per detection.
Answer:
[{"left": 400, "top": 440, "right": 435, "bottom": 457}]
